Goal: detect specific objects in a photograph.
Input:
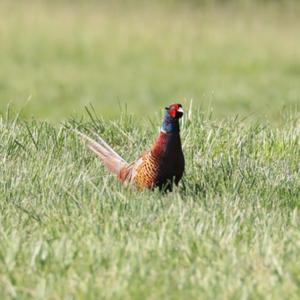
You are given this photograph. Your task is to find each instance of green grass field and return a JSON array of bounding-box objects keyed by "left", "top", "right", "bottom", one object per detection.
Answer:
[
  {"left": 0, "top": 1, "right": 299, "bottom": 122},
  {"left": 0, "top": 1, "right": 300, "bottom": 299}
]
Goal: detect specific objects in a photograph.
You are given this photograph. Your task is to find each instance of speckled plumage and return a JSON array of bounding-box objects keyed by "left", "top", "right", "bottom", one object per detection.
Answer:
[{"left": 78, "top": 103, "right": 185, "bottom": 191}]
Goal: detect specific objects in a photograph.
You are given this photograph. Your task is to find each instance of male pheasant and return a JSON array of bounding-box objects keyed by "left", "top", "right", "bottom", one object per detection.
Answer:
[{"left": 78, "top": 103, "right": 185, "bottom": 191}]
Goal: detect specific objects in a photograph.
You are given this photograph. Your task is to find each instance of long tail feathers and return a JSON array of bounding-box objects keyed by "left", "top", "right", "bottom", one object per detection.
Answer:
[{"left": 75, "top": 130, "right": 128, "bottom": 177}]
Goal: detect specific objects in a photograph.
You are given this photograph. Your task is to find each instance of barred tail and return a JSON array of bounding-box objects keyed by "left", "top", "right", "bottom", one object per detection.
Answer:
[{"left": 76, "top": 130, "right": 128, "bottom": 177}]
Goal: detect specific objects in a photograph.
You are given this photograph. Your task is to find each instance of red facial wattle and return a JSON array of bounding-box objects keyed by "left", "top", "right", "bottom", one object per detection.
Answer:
[
  {"left": 170, "top": 107, "right": 177, "bottom": 118},
  {"left": 168, "top": 104, "right": 183, "bottom": 119}
]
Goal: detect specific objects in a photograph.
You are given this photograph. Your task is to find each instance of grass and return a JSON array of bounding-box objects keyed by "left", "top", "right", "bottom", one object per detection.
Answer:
[
  {"left": 0, "top": 105, "right": 299, "bottom": 299},
  {"left": 0, "top": 1, "right": 300, "bottom": 299},
  {"left": 0, "top": 1, "right": 299, "bottom": 122}
]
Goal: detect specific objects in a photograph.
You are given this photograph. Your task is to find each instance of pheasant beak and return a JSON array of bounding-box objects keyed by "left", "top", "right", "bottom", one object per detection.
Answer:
[
  {"left": 177, "top": 107, "right": 184, "bottom": 114},
  {"left": 176, "top": 107, "right": 184, "bottom": 119}
]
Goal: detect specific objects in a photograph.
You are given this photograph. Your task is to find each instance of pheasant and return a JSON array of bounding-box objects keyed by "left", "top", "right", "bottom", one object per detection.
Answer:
[{"left": 78, "top": 103, "right": 185, "bottom": 191}]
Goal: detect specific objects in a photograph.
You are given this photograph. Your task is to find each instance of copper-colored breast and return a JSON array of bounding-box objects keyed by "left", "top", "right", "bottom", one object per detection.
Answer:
[{"left": 121, "top": 131, "right": 184, "bottom": 190}]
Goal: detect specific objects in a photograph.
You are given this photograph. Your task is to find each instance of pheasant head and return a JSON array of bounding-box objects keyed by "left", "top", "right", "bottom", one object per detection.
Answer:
[{"left": 161, "top": 103, "right": 184, "bottom": 133}]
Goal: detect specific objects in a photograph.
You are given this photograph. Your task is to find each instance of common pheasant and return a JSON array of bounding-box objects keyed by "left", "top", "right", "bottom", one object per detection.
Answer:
[{"left": 78, "top": 103, "right": 185, "bottom": 191}]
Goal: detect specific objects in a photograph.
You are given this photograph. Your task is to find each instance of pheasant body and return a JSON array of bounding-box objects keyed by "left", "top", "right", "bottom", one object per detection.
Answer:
[{"left": 79, "top": 103, "right": 185, "bottom": 191}]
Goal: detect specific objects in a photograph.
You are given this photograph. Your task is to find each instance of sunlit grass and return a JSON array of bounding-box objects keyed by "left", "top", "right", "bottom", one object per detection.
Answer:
[
  {"left": 0, "top": 105, "right": 299, "bottom": 299},
  {"left": 0, "top": 1, "right": 300, "bottom": 298}
]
